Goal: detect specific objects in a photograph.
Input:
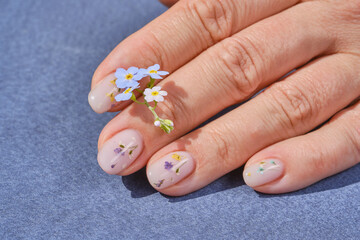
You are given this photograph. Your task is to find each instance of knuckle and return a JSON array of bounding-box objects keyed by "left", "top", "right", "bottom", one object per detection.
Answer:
[
  {"left": 267, "top": 83, "right": 317, "bottom": 131},
  {"left": 332, "top": 0, "right": 360, "bottom": 20},
  {"left": 141, "top": 31, "right": 168, "bottom": 68},
  {"left": 207, "top": 127, "right": 235, "bottom": 168},
  {"left": 187, "top": 0, "right": 234, "bottom": 43},
  {"left": 214, "top": 37, "right": 262, "bottom": 101},
  {"left": 311, "top": 146, "right": 333, "bottom": 174},
  {"left": 156, "top": 90, "right": 189, "bottom": 127}
]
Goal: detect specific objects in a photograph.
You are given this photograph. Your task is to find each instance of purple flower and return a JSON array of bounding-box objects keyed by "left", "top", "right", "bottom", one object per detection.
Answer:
[
  {"left": 114, "top": 147, "right": 125, "bottom": 155},
  {"left": 154, "top": 179, "right": 165, "bottom": 188},
  {"left": 164, "top": 161, "right": 173, "bottom": 170}
]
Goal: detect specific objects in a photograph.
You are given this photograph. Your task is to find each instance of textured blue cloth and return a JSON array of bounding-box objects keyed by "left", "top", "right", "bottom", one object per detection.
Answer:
[{"left": 0, "top": 0, "right": 359, "bottom": 239}]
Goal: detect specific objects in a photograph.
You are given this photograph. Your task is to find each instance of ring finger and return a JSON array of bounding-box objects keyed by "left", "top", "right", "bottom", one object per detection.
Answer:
[{"left": 146, "top": 53, "right": 360, "bottom": 195}]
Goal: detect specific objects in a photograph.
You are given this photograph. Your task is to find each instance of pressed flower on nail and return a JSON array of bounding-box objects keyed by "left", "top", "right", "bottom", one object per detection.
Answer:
[
  {"left": 106, "top": 92, "right": 116, "bottom": 102},
  {"left": 144, "top": 86, "right": 167, "bottom": 102},
  {"left": 111, "top": 142, "right": 138, "bottom": 168},
  {"left": 154, "top": 179, "right": 165, "bottom": 188},
  {"left": 115, "top": 67, "right": 144, "bottom": 88},
  {"left": 173, "top": 159, "right": 188, "bottom": 175},
  {"left": 172, "top": 153, "right": 182, "bottom": 161},
  {"left": 139, "top": 64, "right": 169, "bottom": 79},
  {"left": 164, "top": 161, "right": 174, "bottom": 170}
]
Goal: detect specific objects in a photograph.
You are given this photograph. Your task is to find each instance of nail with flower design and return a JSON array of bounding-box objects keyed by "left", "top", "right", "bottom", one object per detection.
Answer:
[
  {"left": 89, "top": 64, "right": 173, "bottom": 132},
  {"left": 88, "top": 73, "right": 120, "bottom": 113},
  {"left": 147, "top": 151, "right": 195, "bottom": 190},
  {"left": 98, "top": 129, "right": 144, "bottom": 174},
  {"left": 243, "top": 159, "right": 284, "bottom": 187}
]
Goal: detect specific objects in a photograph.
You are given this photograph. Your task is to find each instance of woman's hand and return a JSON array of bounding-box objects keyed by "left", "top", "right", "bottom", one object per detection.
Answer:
[{"left": 88, "top": 0, "right": 360, "bottom": 196}]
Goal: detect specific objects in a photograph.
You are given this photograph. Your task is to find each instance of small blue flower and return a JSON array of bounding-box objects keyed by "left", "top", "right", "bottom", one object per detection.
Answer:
[
  {"left": 139, "top": 64, "right": 169, "bottom": 79},
  {"left": 115, "top": 84, "right": 139, "bottom": 102},
  {"left": 115, "top": 67, "right": 144, "bottom": 88}
]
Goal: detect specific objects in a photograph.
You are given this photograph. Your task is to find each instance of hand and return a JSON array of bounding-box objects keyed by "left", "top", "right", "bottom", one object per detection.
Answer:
[{"left": 88, "top": 0, "right": 360, "bottom": 196}]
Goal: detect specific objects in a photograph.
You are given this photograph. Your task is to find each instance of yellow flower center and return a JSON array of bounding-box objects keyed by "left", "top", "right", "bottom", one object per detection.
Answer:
[
  {"left": 149, "top": 70, "right": 157, "bottom": 74},
  {"left": 124, "top": 88, "right": 132, "bottom": 94},
  {"left": 172, "top": 154, "right": 181, "bottom": 161},
  {"left": 151, "top": 91, "right": 159, "bottom": 96},
  {"left": 125, "top": 73, "right": 133, "bottom": 80}
]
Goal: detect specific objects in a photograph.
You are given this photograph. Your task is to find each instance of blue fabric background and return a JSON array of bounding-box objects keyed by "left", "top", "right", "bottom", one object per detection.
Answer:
[{"left": 0, "top": 0, "right": 359, "bottom": 239}]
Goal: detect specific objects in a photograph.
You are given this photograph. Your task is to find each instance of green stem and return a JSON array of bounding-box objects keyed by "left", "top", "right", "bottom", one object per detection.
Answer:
[
  {"left": 145, "top": 101, "right": 159, "bottom": 120},
  {"left": 149, "top": 77, "right": 155, "bottom": 88},
  {"left": 135, "top": 89, "right": 143, "bottom": 94},
  {"left": 131, "top": 93, "right": 146, "bottom": 105}
]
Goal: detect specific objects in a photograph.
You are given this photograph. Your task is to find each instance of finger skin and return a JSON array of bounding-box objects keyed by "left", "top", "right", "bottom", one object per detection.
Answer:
[
  {"left": 90, "top": 0, "right": 299, "bottom": 114},
  {"left": 159, "top": 0, "right": 178, "bottom": 7},
  {"left": 97, "top": 1, "right": 336, "bottom": 175},
  {"left": 93, "top": 0, "right": 298, "bottom": 87},
  {"left": 244, "top": 101, "right": 360, "bottom": 194},
  {"left": 146, "top": 53, "right": 360, "bottom": 196}
]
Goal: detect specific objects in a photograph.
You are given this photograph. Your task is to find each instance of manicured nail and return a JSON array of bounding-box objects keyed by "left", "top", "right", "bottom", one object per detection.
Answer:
[
  {"left": 243, "top": 159, "right": 284, "bottom": 187},
  {"left": 98, "top": 129, "right": 143, "bottom": 175},
  {"left": 147, "top": 151, "right": 195, "bottom": 190},
  {"left": 88, "top": 73, "right": 119, "bottom": 113}
]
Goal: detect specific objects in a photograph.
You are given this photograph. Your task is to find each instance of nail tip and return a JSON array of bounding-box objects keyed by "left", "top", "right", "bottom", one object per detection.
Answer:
[{"left": 88, "top": 91, "right": 107, "bottom": 114}]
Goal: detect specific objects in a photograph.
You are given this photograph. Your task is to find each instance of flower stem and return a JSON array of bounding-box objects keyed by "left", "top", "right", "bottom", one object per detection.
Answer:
[
  {"left": 149, "top": 77, "right": 155, "bottom": 88},
  {"left": 145, "top": 100, "right": 159, "bottom": 120},
  {"left": 131, "top": 93, "right": 146, "bottom": 104}
]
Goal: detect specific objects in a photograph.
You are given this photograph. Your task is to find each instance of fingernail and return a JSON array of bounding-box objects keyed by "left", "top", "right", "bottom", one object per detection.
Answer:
[
  {"left": 243, "top": 159, "right": 284, "bottom": 187},
  {"left": 88, "top": 73, "right": 119, "bottom": 114},
  {"left": 147, "top": 151, "right": 195, "bottom": 190},
  {"left": 98, "top": 129, "right": 143, "bottom": 175}
]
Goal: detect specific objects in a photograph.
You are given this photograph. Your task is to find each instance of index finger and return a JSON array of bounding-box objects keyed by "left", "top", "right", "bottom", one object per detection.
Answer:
[{"left": 89, "top": 0, "right": 298, "bottom": 113}]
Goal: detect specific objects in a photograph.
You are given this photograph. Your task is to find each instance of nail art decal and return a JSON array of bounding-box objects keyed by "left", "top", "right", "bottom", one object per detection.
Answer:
[
  {"left": 243, "top": 159, "right": 284, "bottom": 188},
  {"left": 97, "top": 129, "right": 143, "bottom": 175},
  {"left": 147, "top": 151, "right": 195, "bottom": 190},
  {"left": 154, "top": 179, "right": 165, "bottom": 188},
  {"left": 88, "top": 73, "right": 121, "bottom": 114},
  {"left": 105, "top": 79, "right": 120, "bottom": 107},
  {"left": 111, "top": 142, "right": 138, "bottom": 168}
]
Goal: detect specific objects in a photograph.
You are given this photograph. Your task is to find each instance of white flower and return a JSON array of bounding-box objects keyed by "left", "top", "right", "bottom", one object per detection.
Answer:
[
  {"left": 139, "top": 64, "right": 169, "bottom": 79},
  {"left": 144, "top": 86, "right": 167, "bottom": 102},
  {"left": 154, "top": 120, "right": 161, "bottom": 127}
]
